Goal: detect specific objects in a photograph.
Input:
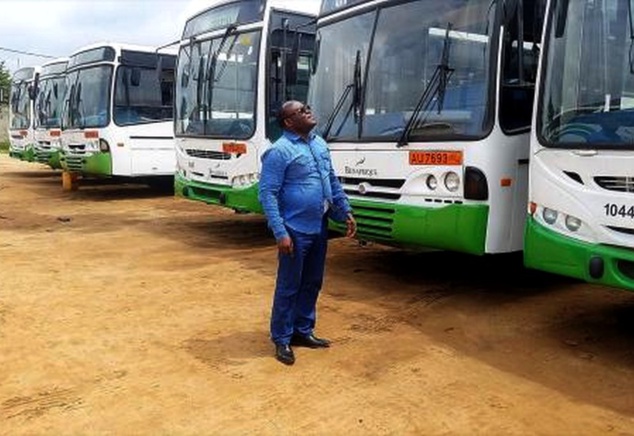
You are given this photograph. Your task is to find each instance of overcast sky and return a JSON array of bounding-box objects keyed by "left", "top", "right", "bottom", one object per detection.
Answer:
[{"left": 0, "top": 0, "right": 320, "bottom": 73}]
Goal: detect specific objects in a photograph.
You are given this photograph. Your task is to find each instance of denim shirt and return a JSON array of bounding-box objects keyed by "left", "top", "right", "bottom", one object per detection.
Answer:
[{"left": 259, "top": 130, "right": 352, "bottom": 241}]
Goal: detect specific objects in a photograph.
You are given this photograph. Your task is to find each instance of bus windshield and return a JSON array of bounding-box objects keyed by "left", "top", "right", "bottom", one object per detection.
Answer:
[
  {"left": 63, "top": 66, "right": 112, "bottom": 129},
  {"left": 36, "top": 77, "right": 67, "bottom": 128},
  {"left": 175, "top": 30, "right": 261, "bottom": 139},
  {"left": 539, "top": 0, "right": 634, "bottom": 149},
  {"left": 113, "top": 65, "right": 174, "bottom": 126},
  {"left": 309, "top": 0, "right": 496, "bottom": 142},
  {"left": 10, "top": 81, "right": 32, "bottom": 129}
]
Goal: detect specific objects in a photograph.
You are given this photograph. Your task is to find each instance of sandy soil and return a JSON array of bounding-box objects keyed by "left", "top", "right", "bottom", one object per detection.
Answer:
[{"left": 2, "top": 154, "right": 634, "bottom": 434}]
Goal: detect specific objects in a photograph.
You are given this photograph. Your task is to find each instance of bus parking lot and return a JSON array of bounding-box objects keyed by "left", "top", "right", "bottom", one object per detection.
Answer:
[{"left": 2, "top": 153, "right": 634, "bottom": 434}]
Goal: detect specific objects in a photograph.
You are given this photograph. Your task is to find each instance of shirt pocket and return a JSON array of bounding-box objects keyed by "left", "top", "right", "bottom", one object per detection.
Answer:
[
  {"left": 288, "top": 154, "right": 316, "bottom": 179},
  {"left": 319, "top": 151, "right": 332, "bottom": 172}
]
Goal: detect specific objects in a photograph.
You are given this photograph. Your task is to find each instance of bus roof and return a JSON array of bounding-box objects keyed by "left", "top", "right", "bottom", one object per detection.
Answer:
[
  {"left": 39, "top": 57, "right": 70, "bottom": 78},
  {"left": 69, "top": 42, "right": 159, "bottom": 58},
  {"left": 183, "top": 0, "right": 318, "bottom": 39}
]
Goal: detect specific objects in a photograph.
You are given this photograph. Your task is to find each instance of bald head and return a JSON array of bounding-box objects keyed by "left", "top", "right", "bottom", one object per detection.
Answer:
[{"left": 277, "top": 100, "right": 317, "bottom": 137}]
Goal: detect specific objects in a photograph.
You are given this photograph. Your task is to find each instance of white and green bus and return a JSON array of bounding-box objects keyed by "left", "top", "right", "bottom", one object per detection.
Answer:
[
  {"left": 60, "top": 43, "right": 176, "bottom": 181},
  {"left": 525, "top": 0, "right": 634, "bottom": 290},
  {"left": 308, "top": 0, "right": 544, "bottom": 254},
  {"left": 8, "top": 66, "right": 39, "bottom": 162},
  {"left": 33, "top": 57, "right": 69, "bottom": 169},
  {"left": 174, "top": 0, "right": 317, "bottom": 213}
]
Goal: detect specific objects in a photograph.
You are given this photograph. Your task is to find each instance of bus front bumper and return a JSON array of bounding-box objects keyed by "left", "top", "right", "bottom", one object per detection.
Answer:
[
  {"left": 175, "top": 173, "right": 262, "bottom": 214},
  {"left": 524, "top": 217, "right": 634, "bottom": 291},
  {"left": 61, "top": 152, "right": 112, "bottom": 176},
  {"left": 330, "top": 199, "right": 489, "bottom": 255}
]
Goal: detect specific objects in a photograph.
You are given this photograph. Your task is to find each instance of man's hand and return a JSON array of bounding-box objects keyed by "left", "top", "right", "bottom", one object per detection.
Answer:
[
  {"left": 346, "top": 213, "right": 357, "bottom": 238},
  {"left": 277, "top": 235, "right": 294, "bottom": 256}
]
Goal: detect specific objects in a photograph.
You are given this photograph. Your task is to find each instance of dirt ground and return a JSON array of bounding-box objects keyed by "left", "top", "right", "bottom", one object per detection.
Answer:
[{"left": 2, "top": 154, "right": 634, "bottom": 434}]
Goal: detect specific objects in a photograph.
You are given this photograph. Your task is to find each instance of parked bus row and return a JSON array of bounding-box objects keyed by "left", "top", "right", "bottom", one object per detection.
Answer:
[
  {"left": 9, "top": 43, "right": 178, "bottom": 181},
  {"left": 7, "top": 0, "right": 634, "bottom": 295}
]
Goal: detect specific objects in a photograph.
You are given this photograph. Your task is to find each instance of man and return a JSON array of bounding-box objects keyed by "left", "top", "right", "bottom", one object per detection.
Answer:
[{"left": 259, "top": 100, "right": 357, "bottom": 365}]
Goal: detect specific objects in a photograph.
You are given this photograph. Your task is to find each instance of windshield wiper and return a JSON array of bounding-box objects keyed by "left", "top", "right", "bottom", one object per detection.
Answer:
[
  {"left": 397, "top": 22, "right": 454, "bottom": 147},
  {"left": 322, "top": 49, "right": 362, "bottom": 140},
  {"left": 203, "top": 25, "right": 237, "bottom": 132},
  {"left": 215, "top": 34, "right": 238, "bottom": 83}
]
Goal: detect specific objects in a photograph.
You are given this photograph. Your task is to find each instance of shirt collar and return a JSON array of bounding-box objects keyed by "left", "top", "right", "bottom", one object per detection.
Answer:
[{"left": 283, "top": 129, "right": 316, "bottom": 143}]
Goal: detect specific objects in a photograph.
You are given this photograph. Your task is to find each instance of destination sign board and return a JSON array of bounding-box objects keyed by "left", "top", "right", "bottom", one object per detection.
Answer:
[{"left": 183, "top": 0, "right": 265, "bottom": 39}]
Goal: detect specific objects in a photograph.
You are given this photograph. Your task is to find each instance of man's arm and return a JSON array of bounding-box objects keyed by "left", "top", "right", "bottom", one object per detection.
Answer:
[
  {"left": 258, "top": 147, "right": 288, "bottom": 241},
  {"left": 324, "top": 148, "right": 357, "bottom": 238}
]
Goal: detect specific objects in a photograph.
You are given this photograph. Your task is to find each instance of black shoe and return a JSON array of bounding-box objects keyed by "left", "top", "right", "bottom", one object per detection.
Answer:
[
  {"left": 291, "top": 333, "right": 331, "bottom": 348},
  {"left": 275, "top": 344, "right": 295, "bottom": 365}
]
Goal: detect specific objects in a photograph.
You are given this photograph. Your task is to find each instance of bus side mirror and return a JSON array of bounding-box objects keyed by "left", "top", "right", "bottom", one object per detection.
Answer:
[
  {"left": 29, "top": 73, "right": 40, "bottom": 100},
  {"left": 181, "top": 70, "right": 189, "bottom": 87},
  {"left": 555, "top": 0, "right": 569, "bottom": 37},
  {"left": 130, "top": 68, "right": 141, "bottom": 87},
  {"left": 53, "top": 83, "right": 58, "bottom": 99},
  {"left": 311, "top": 37, "right": 320, "bottom": 74},
  {"left": 285, "top": 34, "right": 299, "bottom": 85},
  {"left": 75, "top": 83, "right": 82, "bottom": 105}
]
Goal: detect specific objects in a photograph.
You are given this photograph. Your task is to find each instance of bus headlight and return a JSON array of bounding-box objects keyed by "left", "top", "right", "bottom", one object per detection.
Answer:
[
  {"left": 542, "top": 207, "right": 558, "bottom": 224},
  {"left": 426, "top": 175, "right": 438, "bottom": 190},
  {"left": 99, "top": 139, "right": 110, "bottom": 152},
  {"left": 565, "top": 215, "right": 582, "bottom": 232},
  {"left": 444, "top": 172, "right": 460, "bottom": 192}
]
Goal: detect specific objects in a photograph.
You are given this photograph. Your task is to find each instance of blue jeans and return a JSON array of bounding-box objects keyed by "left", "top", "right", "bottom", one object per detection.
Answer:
[{"left": 270, "top": 218, "right": 329, "bottom": 345}]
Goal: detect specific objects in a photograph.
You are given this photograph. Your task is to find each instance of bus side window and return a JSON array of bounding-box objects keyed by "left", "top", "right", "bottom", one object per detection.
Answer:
[
  {"left": 268, "top": 49, "right": 284, "bottom": 140},
  {"left": 500, "top": 0, "right": 544, "bottom": 133}
]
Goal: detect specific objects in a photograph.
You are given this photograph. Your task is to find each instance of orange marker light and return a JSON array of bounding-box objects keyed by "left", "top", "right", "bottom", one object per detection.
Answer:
[
  {"left": 19, "top": 130, "right": 28, "bottom": 137},
  {"left": 50, "top": 130, "right": 61, "bottom": 137},
  {"left": 500, "top": 178, "right": 512, "bottom": 187},
  {"left": 528, "top": 201, "right": 537, "bottom": 216},
  {"left": 84, "top": 130, "right": 99, "bottom": 139}
]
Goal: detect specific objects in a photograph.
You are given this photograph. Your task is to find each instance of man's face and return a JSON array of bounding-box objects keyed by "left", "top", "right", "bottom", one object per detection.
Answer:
[{"left": 283, "top": 102, "right": 317, "bottom": 134}]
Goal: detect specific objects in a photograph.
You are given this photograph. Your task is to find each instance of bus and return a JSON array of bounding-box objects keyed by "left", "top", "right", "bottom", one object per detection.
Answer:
[
  {"left": 8, "top": 66, "right": 39, "bottom": 162},
  {"left": 525, "top": 0, "right": 634, "bottom": 290},
  {"left": 174, "top": 0, "right": 317, "bottom": 213},
  {"left": 60, "top": 43, "right": 176, "bottom": 181},
  {"left": 33, "top": 57, "right": 69, "bottom": 169},
  {"left": 308, "top": 0, "right": 544, "bottom": 255}
]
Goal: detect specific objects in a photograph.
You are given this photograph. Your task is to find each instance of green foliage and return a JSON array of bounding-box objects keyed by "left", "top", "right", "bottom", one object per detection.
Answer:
[
  {"left": 0, "top": 139, "right": 9, "bottom": 152},
  {"left": 0, "top": 62, "right": 10, "bottom": 105}
]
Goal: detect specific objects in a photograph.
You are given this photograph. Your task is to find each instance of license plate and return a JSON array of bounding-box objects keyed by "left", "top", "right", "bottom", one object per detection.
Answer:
[
  {"left": 409, "top": 150, "right": 462, "bottom": 166},
  {"left": 222, "top": 142, "right": 247, "bottom": 154}
]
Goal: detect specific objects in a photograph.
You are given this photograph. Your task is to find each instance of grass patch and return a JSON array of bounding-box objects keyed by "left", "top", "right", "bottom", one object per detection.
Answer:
[{"left": 0, "top": 140, "right": 9, "bottom": 153}]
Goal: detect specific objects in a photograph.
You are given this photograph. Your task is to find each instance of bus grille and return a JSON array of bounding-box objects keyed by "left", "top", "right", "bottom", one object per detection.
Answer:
[
  {"left": 339, "top": 177, "right": 404, "bottom": 201},
  {"left": 67, "top": 144, "right": 87, "bottom": 155},
  {"left": 186, "top": 149, "right": 231, "bottom": 160},
  {"left": 595, "top": 177, "right": 634, "bottom": 193},
  {"left": 35, "top": 151, "right": 53, "bottom": 163},
  {"left": 331, "top": 202, "right": 395, "bottom": 240},
  {"left": 65, "top": 156, "right": 84, "bottom": 171}
]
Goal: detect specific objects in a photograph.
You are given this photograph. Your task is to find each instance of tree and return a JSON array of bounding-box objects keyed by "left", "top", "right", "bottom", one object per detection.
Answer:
[{"left": 0, "top": 62, "right": 11, "bottom": 105}]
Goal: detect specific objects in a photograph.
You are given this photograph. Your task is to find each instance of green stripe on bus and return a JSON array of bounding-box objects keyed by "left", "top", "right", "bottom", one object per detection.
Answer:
[
  {"left": 524, "top": 217, "right": 634, "bottom": 291},
  {"left": 331, "top": 199, "right": 488, "bottom": 255},
  {"left": 175, "top": 174, "right": 262, "bottom": 214}
]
